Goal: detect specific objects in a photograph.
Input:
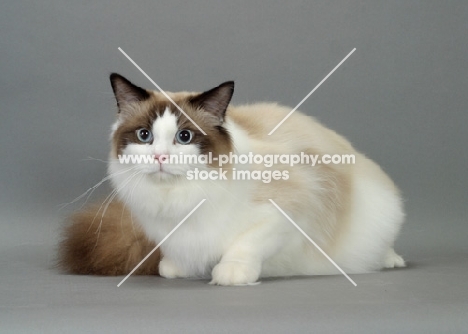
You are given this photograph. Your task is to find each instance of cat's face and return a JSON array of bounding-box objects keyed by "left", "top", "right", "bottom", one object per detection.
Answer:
[{"left": 109, "top": 73, "right": 234, "bottom": 180}]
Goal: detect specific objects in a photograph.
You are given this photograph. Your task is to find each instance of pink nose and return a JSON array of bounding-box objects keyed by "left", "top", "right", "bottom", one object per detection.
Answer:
[{"left": 154, "top": 154, "right": 168, "bottom": 163}]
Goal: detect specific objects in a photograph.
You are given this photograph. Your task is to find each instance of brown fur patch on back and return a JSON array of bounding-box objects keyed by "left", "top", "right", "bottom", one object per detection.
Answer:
[
  {"left": 228, "top": 103, "right": 355, "bottom": 252},
  {"left": 58, "top": 200, "right": 160, "bottom": 276}
]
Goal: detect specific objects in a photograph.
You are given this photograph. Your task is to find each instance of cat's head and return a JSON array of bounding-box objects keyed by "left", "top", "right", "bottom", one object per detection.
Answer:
[{"left": 109, "top": 73, "right": 234, "bottom": 180}]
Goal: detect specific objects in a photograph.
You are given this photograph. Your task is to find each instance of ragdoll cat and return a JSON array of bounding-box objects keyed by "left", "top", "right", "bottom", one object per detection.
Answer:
[{"left": 59, "top": 73, "right": 405, "bottom": 285}]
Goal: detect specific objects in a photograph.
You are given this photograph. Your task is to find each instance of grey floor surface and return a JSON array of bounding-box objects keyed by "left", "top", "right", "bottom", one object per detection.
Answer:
[{"left": 1, "top": 213, "right": 467, "bottom": 333}]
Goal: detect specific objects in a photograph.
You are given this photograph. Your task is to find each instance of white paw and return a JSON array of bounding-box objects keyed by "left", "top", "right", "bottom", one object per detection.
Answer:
[
  {"left": 159, "top": 258, "right": 185, "bottom": 278},
  {"left": 210, "top": 260, "right": 261, "bottom": 286},
  {"left": 384, "top": 249, "right": 406, "bottom": 268}
]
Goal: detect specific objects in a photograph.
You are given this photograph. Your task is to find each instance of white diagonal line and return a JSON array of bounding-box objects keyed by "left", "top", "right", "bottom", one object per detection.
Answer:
[
  {"left": 269, "top": 199, "right": 357, "bottom": 286},
  {"left": 268, "top": 48, "right": 356, "bottom": 135},
  {"left": 117, "top": 199, "right": 206, "bottom": 287},
  {"left": 118, "top": 47, "right": 207, "bottom": 135}
]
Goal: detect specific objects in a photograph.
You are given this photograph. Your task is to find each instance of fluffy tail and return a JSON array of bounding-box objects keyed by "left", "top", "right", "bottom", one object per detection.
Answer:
[{"left": 58, "top": 200, "right": 160, "bottom": 275}]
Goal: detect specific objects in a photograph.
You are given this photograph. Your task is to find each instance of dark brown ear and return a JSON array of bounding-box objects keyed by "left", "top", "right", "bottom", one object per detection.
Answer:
[
  {"left": 110, "top": 73, "right": 150, "bottom": 111},
  {"left": 189, "top": 81, "right": 234, "bottom": 124}
]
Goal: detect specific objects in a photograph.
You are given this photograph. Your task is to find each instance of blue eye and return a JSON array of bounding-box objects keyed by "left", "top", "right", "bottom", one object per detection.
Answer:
[
  {"left": 136, "top": 128, "right": 153, "bottom": 143},
  {"left": 176, "top": 129, "right": 193, "bottom": 145}
]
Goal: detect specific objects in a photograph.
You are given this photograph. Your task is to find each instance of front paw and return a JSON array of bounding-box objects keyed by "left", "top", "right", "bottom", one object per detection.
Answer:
[
  {"left": 159, "top": 258, "right": 185, "bottom": 279},
  {"left": 210, "top": 260, "right": 261, "bottom": 286}
]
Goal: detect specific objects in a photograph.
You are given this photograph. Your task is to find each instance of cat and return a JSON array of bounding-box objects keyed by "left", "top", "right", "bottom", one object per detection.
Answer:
[{"left": 59, "top": 73, "right": 405, "bottom": 285}]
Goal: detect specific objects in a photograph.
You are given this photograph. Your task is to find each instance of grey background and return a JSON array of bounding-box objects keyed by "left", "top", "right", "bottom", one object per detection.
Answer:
[{"left": 1, "top": 1, "right": 467, "bottom": 333}]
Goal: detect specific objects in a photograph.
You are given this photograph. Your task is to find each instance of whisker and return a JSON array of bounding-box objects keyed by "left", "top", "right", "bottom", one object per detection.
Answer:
[
  {"left": 58, "top": 165, "right": 139, "bottom": 211},
  {"left": 99, "top": 170, "right": 141, "bottom": 225},
  {"left": 81, "top": 156, "right": 109, "bottom": 163},
  {"left": 87, "top": 169, "right": 140, "bottom": 233},
  {"left": 90, "top": 170, "right": 142, "bottom": 251}
]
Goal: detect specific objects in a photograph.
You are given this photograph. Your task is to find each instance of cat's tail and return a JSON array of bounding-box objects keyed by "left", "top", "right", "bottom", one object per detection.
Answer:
[{"left": 57, "top": 200, "right": 160, "bottom": 276}]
